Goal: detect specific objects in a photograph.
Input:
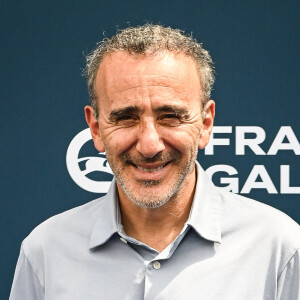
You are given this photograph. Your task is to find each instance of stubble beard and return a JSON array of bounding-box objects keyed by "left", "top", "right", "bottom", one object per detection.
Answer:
[{"left": 105, "top": 145, "right": 199, "bottom": 209}]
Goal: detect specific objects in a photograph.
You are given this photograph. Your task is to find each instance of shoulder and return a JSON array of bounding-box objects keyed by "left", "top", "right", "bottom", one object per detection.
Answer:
[
  {"left": 217, "top": 187, "right": 300, "bottom": 250},
  {"left": 21, "top": 197, "right": 105, "bottom": 260}
]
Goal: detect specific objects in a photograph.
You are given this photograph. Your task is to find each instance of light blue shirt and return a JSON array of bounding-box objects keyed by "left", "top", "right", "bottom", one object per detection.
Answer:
[{"left": 10, "top": 162, "right": 300, "bottom": 299}]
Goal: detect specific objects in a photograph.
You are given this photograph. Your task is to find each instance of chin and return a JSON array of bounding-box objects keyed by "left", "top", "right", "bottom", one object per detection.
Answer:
[
  {"left": 126, "top": 193, "right": 172, "bottom": 209},
  {"left": 118, "top": 177, "right": 186, "bottom": 209}
]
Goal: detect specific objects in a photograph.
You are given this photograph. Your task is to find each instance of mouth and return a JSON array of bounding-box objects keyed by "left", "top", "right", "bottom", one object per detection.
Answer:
[
  {"left": 122, "top": 152, "right": 179, "bottom": 180},
  {"left": 135, "top": 162, "right": 169, "bottom": 173},
  {"left": 130, "top": 161, "right": 170, "bottom": 173}
]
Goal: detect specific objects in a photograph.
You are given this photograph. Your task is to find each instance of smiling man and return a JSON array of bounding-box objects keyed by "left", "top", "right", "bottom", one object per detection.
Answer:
[
  {"left": 84, "top": 48, "right": 214, "bottom": 252},
  {"left": 11, "top": 25, "right": 300, "bottom": 299}
]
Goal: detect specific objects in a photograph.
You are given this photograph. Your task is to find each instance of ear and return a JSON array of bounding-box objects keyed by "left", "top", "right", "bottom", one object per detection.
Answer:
[
  {"left": 84, "top": 106, "right": 105, "bottom": 152},
  {"left": 198, "top": 100, "right": 215, "bottom": 149}
]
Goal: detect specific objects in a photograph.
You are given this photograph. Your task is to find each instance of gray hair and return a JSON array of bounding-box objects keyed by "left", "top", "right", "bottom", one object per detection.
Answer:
[{"left": 84, "top": 24, "right": 215, "bottom": 117}]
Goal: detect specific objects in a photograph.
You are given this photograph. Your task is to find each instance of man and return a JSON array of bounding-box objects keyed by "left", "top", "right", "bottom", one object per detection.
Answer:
[{"left": 10, "top": 24, "right": 300, "bottom": 299}]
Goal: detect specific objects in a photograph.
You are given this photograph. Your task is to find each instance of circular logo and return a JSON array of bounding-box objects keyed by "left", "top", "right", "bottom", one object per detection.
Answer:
[{"left": 66, "top": 128, "right": 113, "bottom": 193}]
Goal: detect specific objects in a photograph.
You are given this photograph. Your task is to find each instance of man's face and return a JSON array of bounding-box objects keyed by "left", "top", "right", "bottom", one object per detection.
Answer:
[{"left": 86, "top": 51, "right": 214, "bottom": 208}]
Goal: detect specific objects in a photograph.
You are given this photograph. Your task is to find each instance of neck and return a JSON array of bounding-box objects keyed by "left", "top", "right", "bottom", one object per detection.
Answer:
[{"left": 118, "top": 168, "right": 196, "bottom": 252}]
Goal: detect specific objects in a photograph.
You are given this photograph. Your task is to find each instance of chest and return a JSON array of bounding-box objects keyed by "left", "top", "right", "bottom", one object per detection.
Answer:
[{"left": 43, "top": 234, "right": 278, "bottom": 300}]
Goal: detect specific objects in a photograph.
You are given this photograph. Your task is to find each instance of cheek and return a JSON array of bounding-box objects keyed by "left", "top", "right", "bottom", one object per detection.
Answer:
[
  {"left": 160, "top": 126, "right": 201, "bottom": 151},
  {"left": 103, "top": 128, "right": 139, "bottom": 154}
]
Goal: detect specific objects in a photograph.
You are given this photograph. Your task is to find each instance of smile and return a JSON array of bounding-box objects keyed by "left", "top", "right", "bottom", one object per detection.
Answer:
[
  {"left": 136, "top": 164, "right": 166, "bottom": 172},
  {"left": 131, "top": 162, "right": 169, "bottom": 173}
]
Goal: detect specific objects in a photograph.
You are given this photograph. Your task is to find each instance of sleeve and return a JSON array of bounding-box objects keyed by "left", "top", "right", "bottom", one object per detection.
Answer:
[
  {"left": 277, "top": 249, "right": 300, "bottom": 300},
  {"left": 9, "top": 244, "right": 44, "bottom": 300}
]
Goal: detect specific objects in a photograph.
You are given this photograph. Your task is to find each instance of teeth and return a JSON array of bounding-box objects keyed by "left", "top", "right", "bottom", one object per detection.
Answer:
[{"left": 136, "top": 164, "right": 166, "bottom": 172}]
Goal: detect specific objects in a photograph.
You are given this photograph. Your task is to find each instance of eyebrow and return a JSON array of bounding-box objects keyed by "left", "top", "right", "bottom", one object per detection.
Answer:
[
  {"left": 109, "top": 106, "right": 142, "bottom": 121},
  {"left": 154, "top": 105, "right": 189, "bottom": 116},
  {"left": 109, "top": 105, "right": 189, "bottom": 121}
]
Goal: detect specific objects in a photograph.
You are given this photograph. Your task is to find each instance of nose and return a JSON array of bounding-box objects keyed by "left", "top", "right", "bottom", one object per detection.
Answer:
[{"left": 136, "top": 120, "right": 165, "bottom": 158}]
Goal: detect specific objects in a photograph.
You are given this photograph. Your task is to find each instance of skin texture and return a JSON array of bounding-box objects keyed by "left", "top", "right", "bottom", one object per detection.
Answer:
[{"left": 85, "top": 51, "right": 215, "bottom": 251}]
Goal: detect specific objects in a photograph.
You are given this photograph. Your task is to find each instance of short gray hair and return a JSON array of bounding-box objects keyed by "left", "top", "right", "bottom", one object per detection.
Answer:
[{"left": 84, "top": 24, "right": 215, "bottom": 116}]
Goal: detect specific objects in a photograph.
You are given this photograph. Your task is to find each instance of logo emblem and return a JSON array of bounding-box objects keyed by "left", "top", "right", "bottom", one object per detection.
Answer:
[{"left": 66, "top": 128, "right": 113, "bottom": 193}]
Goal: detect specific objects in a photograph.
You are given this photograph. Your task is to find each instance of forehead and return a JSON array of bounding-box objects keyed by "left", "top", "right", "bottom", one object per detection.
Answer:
[{"left": 94, "top": 51, "right": 202, "bottom": 107}]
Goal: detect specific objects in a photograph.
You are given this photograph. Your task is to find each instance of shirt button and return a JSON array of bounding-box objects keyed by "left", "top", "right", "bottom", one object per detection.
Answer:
[
  {"left": 120, "top": 237, "right": 127, "bottom": 243},
  {"left": 152, "top": 261, "right": 161, "bottom": 270}
]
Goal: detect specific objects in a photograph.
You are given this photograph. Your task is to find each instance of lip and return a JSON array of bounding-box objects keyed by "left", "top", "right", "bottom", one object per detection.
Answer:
[{"left": 129, "top": 161, "right": 171, "bottom": 180}]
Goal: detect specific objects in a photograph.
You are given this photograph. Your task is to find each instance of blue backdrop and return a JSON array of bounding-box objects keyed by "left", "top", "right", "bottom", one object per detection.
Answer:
[{"left": 1, "top": 1, "right": 299, "bottom": 297}]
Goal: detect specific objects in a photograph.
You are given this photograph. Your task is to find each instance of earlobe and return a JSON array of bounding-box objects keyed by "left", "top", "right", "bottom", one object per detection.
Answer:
[
  {"left": 198, "top": 100, "right": 215, "bottom": 149},
  {"left": 198, "top": 132, "right": 209, "bottom": 149},
  {"left": 84, "top": 106, "right": 105, "bottom": 152}
]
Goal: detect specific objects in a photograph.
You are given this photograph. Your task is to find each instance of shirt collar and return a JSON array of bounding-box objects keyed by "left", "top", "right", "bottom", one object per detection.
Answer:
[
  {"left": 89, "top": 161, "right": 222, "bottom": 249},
  {"left": 187, "top": 161, "right": 222, "bottom": 244},
  {"left": 89, "top": 178, "right": 121, "bottom": 249}
]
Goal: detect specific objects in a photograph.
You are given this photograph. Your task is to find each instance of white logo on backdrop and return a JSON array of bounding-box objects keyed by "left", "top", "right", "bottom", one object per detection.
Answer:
[{"left": 66, "top": 128, "right": 113, "bottom": 193}]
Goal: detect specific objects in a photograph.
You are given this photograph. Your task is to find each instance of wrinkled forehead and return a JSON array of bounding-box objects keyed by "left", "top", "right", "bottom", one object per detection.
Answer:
[{"left": 94, "top": 51, "right": 202, "bottom": 100}]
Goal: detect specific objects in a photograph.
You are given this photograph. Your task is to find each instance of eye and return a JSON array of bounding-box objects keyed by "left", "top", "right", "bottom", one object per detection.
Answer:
[
  {"left": 159, "top": 114, "right": 181, "bottom": 126},
  {"left": 117, "top": 115, "right": 134, "bottom": 121},
  {"left": 116, "top": 115, "right": 138, "bottom": 126}
]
